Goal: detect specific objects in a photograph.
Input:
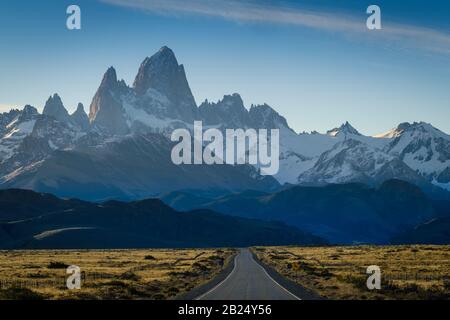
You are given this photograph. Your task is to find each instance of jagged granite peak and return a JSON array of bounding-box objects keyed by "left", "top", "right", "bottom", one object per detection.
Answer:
[
  {"left": 200, "top": 93, "right": 245, "bottom": 110},
  {"left": 71, "top": 103, "right": 90, "bottom": 131},
  {"left": 327, "top": 121, "right": 361, "bottom": 137},
  {"left": 95, "top": 67, "right": 129, "bottom": 96},
  {"left": 12, "top": 104, "right": 39, "bottom": 130},
  {"left": 249, "top": 103, "right": 293, "bottom": 132},
  {"left": 1, "top": 46, "right": 450, "bottom": 198},
  {"left": 19, "top": 105, "right": 39, "bottom": 121},
  {"left": 1, "top": 107, "right": 32, "bottom": 139},
  {"left": 221, "top": 93, "right": 245, "bottom": 106},
  {"left": 0, "top": 108, "right": 21, "bottom": 120},
  {"left": 75, "top": 102, "right": 85, "bottom": 113},
  {"left": 134, "top": 46, "right": 178, "bottom": 93},
  {"left": 0, "top": 109, "right": 21, "bottom": 134},
  {"left": 42, "top": 94, "right": 71, "bottom": 123},
  {"left": 199, "top": 93, "right": 251, "bottom": 127},
  {"left": 199, "top": 94, "right": 294, "bottom": 132},
  {"left": 100, "top": 66, "right": 118, "bottom": 89},
  {"left": 132, "top": 46, "right": 198, "bottom": 121},
  {"left": 0, "top": 105, "right": 40, "bottom": 161},
  {"left": 89, "top": 68, "right": 129, "bottom": 135}
]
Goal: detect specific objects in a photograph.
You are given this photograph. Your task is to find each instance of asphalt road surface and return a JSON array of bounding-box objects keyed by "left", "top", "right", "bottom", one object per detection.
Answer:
[{"left": 197, "top": 248, "right": 301, "bottom": 300}]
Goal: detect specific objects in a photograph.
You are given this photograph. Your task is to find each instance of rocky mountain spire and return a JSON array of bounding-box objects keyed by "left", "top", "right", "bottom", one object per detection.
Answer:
[
  {"left": 43, "top": 94, "right": 71, "bottom": 123},
  {"left": 71, "top": 103, "right": 90, "bottom": 131},
  {"left": 132, "top": 46, "right": 198, "bottom": 121},
  {"left": 100, "top": 66, "right": 118, "bottom": 90},
  {"left": 249, "top": 103, "right": 293, "bottom": 132},
  {"left": 22, "top": 104, "right": 38, "bottom": 114},
  {"left": 199, "top": 93, "right": 251, "bottom": 127},
  {"left": 133, "top": 46, "right": 178, "bottom": 94},
  {"left": 89, "top": 67, "right": 129, "bottom": 135}
]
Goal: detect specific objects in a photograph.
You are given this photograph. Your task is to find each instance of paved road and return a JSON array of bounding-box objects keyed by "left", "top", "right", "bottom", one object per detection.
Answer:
[{"left": 197, "top": 248, "right": 300, "bottom": 300}]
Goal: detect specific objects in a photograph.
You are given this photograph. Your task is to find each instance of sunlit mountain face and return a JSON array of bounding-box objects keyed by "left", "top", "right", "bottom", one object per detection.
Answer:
[
  {"left": 0, "top": 46, "right": 449, "bottom": 202},
  {"left": 0, "top": 2, "right": 450, "bottom": 305}
]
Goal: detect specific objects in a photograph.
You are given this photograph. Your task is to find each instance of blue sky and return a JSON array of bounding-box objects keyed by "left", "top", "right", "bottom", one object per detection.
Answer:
[{"left": 0, "top": 0, "right": 450, "bottom": 135}]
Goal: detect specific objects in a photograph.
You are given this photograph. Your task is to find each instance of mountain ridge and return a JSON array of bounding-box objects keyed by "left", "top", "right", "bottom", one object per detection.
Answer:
[
  {"left": 162, "top": 179, "right": 446, "bottom": 244},
  {"left": 1, "top": 46, "right": 449, "bottom": 199},
  {"left": 0, "top": 188, "right": 325, "bottom": 249}
]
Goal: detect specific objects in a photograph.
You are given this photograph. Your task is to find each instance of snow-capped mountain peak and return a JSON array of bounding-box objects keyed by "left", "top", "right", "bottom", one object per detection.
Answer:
[
  {"left": 298, "top": 138, "right": 391, "bottom": 185},
  {"left": 374, "top": 122, "right": 412, "bottom": 138},
  {"left": 327, "top": 121, "right": 361, "bottom": 137},
  {"left": 0, "top": 105, "right": 39, "bottom": 160},
  {"left": 377, "top": 122, "right": 449, "bottom": 140},
  {"left": 1, "top": 46, "right": 449, "bottom": 198},
  {"left": 382, "top": 122, "right": 450, "bottom": 190},
  {"left": 404, "top": 122, "right": 449, "bottom": 138}
]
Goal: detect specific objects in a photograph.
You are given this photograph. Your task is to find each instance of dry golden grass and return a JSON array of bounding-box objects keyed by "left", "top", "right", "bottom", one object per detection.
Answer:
[
  {"left": 254, "top": 245, "right": 450, "bottom": 300},
  {"left": 0, "top": 248, "right": 235, "bottom": 300}
]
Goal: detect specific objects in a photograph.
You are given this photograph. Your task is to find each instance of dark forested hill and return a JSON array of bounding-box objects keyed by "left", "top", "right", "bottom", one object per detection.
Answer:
[{"left": 0, "top": 189, "right": 325, "bottom": 249}]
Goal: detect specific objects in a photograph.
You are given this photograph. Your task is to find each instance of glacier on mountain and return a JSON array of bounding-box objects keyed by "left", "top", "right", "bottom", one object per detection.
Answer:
[{"left": 0, "top": 46, "right": 449, "bottom": 199}]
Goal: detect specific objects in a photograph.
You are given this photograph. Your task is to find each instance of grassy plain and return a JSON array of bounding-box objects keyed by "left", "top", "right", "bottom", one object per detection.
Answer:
[
  {"left": 0, "top": 248, "right": 234, "bottom": 300},
  {"left": 254, "top": 245, "right": 450, "bottom": 300}
]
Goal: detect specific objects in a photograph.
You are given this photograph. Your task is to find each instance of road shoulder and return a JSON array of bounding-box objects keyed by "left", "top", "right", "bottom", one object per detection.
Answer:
[
  {"left": 251, "top": 249, "right": 326, "bottom": 300},
  {"left": 175, "top": 251, "right": 237, "bottom": 300}
]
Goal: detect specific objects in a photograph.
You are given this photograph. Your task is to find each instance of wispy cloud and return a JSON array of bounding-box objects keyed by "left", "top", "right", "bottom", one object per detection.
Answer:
[{"left": 100, "top": 0, "right": 450, "bottom": 55}]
